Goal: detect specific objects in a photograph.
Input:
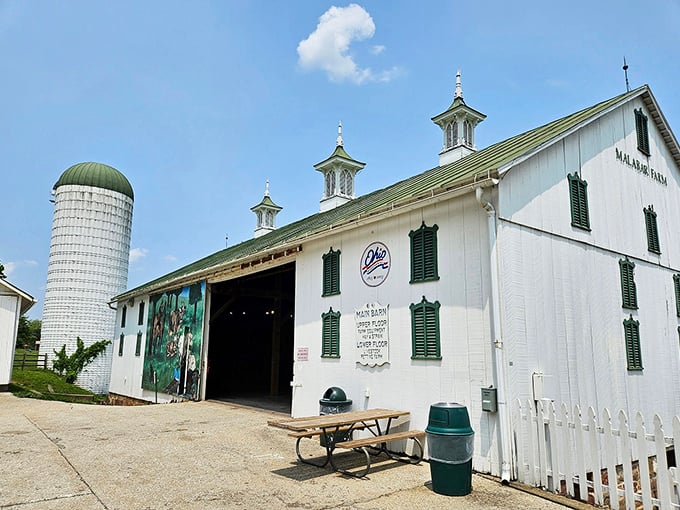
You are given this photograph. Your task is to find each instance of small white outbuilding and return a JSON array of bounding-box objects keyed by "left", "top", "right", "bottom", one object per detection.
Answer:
[{"left": 0, "top": 278, "right": 36, "bottom": 391}]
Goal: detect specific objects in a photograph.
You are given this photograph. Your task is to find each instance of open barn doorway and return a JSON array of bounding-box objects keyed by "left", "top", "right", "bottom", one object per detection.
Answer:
[{"left": 206, "top": 262, "right": 295, "bottom": 412}]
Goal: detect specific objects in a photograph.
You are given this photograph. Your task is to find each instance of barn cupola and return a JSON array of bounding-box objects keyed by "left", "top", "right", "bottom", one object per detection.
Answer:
[
  {"left": 250, "top": 180, "right": 282, "bottom": 238},
  {"left": 314, "top": 122, "right": 365, "bottom": 212},
  {"left": 431, "top": 70, "right": 486, "bottom": 166}
]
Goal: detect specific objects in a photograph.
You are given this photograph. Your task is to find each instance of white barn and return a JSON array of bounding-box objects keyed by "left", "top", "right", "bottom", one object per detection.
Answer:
[
  {"left": 110, "top": 80, "right": 680, "bottom": 479},
  {"left": 0, "top": 278, "right": 36, "bottom": 391}
]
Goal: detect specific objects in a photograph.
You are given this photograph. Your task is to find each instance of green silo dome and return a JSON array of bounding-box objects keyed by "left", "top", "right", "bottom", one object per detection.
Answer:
[{"left": 54, "top": 162, "right": 134, "bottom": 200}]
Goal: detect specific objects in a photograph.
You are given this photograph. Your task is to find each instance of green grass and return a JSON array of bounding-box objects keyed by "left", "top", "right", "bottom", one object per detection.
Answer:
[{"left": 11, "top": 350, "right": 105, "bottom": 404}]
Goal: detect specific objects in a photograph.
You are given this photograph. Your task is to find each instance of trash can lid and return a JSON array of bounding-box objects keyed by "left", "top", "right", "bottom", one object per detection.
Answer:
[
  {"left": 426, "top": 402, "right": 474, "bottom": 435},
  {"left": 321, "top": 386, "right": 347, "bottom": 401}
]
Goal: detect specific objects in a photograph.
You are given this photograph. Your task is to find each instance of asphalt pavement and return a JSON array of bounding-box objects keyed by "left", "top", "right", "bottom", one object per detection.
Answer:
[{"left": 0, "top": 393, "right": 584, "bottom": 509}]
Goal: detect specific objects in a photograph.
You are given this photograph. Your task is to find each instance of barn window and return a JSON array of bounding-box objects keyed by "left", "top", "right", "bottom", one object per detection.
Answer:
[
  {"left": 644, "top": 205, "right": 660, "bottom": 254},
  {"left": 619, "top": 257, "right": 638, "bottom": 309},
  {"left": 623, "top": 315, "right": 642, "bottom": 371},
  {"left": 322, "top": 248, "right": 341, "bottom": 296},
  {"left": 121, "top": 305, "right": 127, "bottom": 328},
  {"left": 568, "top": 172, "right": 590, "bottom": 231},
  {"left": 321, "top": 308, "right": 340, "bottom": 358},
  {"left": 135, "top": 332, "right": 142, "bottom": 357},
  {"left": 118, "top": 333, "right": 124, "bottom": 356},
  {"left": 410, "top": 222, "right": 439, "bottom": 283},
  {"left": 138, "top": 301, "right": 145, "bottom": 326},
  {"left": 635, "top": 108, "right": 650, "bottom": 156},
  {"left": 339, "top": 169, "right": 353, "bottom": 196},
  {"left": 463, "top": 119, "right": 473, "bottom": 146},
  {"left": 446, "top": 122, "right": 456, "bottom": 148},
  {"left": 673, "top": 274, "right": 680, "bottom": 318},
  {"left": 325, "top": 172, "right": 335, "bottom": 197},
  {"left": 410, "top": 296, "right": 441, "bottom": 359}
]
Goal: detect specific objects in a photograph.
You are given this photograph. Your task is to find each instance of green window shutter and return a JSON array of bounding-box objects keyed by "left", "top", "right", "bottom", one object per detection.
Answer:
[
  {"left": 409, "top": 222, "right": 439, "bottom": 283},
  {"left": 135, "top": 332, "right": 142, "bottom": 357},
  {"left": 673, "top": 274, "right": 680, "bottom": 318},
  {"left": 635, "top": 108, "right": 650, "bottom": 156},
  {"left": 118, "top": 333, "right": 124, "bottom": 356},
  {"left": 121, "top": 305, "right": 127, "bottom": 328},
  {"left": 322, "top": 248, "right": 341, "bottom": 296},
  {"left": 623, "top": 315, "right": 643, "bottom": 370},
  {"left": 619, "top": 257, "right": 638, "bottom": 309},
  {"left": 567, "top": 173, "right": 590, "bottom": 230},
  {"left": 410, "top": 296, "right": 441, "bottom": 359},
  {"left": 643, "top": 206, "right": 660, "bottom": 254},
  {"left": 321, "top": 308, "right": 340, "bottom": 358},
  {"left": 138, "top": 301, "right": 145, "bottom": 326}
]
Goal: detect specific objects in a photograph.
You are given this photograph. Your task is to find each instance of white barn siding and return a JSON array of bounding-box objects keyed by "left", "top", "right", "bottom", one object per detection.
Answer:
[
  {"left": 0, "top": 295, "right": 20, "bottom": 388},
  {"left": 292, "top": 195, "right": 500, "bottom": 474},
  {"left": 499, "top": 99, "right": 680, "bottom": 426}
]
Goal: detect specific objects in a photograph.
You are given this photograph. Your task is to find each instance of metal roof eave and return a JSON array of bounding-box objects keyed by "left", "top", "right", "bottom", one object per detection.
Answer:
[
  {"left": 641, "top": 89, "right": 680, "bottom": 170},
  {"left": 497, "top": 87, "right": 649, "bottom": 176},
  {"left": 0, "top": 278, "right": 37, "bottom": 315},
  {"left": 113, "top": 175, "right": 498, "bottom": 302}
]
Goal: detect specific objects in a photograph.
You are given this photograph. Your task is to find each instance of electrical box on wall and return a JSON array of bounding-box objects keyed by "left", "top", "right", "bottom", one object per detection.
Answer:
[
  {"left": 481, "top": 387, "right": 498, "bottom": 412},
  {"left": 532, "top": 372, "right": 544, "bottom": 401}
]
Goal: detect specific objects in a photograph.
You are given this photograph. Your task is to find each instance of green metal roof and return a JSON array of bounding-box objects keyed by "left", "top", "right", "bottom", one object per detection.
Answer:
[
  {"left": 432, "top": 96, "right": 487, "bottom": 125},
  {"left": 116, "top": 85, "right": 674, "bottom": 300},
  {"left": 314, "top": 144, "right": 366, "bottom": 169},
  {"left": 251, "top": 194, "right": 282, "bottom": 211},
  {"left": 54, "top": 162, "right": 134, "bottom": 200}
]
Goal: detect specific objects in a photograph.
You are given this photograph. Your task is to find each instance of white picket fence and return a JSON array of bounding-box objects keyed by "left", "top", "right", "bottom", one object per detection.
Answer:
[{"left": 513, "top": 399, "right": 680, "bottom": 509}]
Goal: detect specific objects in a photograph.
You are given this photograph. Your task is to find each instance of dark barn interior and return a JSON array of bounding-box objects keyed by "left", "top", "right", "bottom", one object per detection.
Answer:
[{"left": 206, "top": 262, "right": 295, "bottom": 410}]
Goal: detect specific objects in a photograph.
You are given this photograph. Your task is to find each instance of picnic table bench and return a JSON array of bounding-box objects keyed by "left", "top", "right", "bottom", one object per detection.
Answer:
[{"left": 269, "top": 408, "right": 425, "bottom": 477}]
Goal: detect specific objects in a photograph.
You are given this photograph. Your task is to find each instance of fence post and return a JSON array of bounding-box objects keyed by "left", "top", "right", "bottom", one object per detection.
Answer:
[
  {"left": 635, "top": 412, "right": 653, "bottom": 509},
  {"left": 547, "top": 401, "right": 560, "bottom": 493},
  {"left": 537, "top": 399, "right": 549, "bottom": 489},
  {"left": 619, "top": 410, "right": 636, "bottom": 510},
  {"left": 573, "top": 405, "right": 588, "bottom": 502},
  {"left": 21, "top": 350, "right": 26, "bottom": 370},
  {"left": 561, "top": 403, "right": 575, "bottom": 498},
  {"left": 602, "top": 408, "right": 619, "bottom": 509},
  {"left": 528, "top": 399, "right": 540, "bottom": 486},
  {"left": 587, "top": 406, "right": 603, "bottom": 505},
  {"left": 653, "top": 414, "right": 671, "bottom": 510}
]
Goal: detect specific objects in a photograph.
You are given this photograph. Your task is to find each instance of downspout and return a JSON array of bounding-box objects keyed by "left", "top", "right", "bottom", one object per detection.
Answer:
[{"left": 475, "top": 186, "right": 512, "bottom": 484}]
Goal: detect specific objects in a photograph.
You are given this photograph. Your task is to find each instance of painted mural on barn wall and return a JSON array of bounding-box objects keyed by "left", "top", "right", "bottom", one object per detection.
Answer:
[{"left": 142, "top": 281, "right": 205, "bottom": 400}]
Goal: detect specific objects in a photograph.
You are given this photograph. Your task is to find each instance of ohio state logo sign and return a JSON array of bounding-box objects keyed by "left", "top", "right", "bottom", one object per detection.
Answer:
[{"left": 360, "top": 242, "right": 391, "bottom": 287}]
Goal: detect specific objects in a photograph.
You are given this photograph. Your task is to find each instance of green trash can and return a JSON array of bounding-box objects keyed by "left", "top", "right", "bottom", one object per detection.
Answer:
[
  {"left": 319, "top": 387, "right": 352, "bottom": 447},
  {"left": 426, "top": 402, "right": 474, "bottom": 496}
]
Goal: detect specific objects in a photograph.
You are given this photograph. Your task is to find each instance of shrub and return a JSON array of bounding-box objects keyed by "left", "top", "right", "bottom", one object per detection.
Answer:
[{"left": 53, "top": 337, "right": 111, "bottom": 384}]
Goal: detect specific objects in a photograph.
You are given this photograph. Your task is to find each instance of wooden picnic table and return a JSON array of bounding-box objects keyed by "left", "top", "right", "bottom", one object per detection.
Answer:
[{"left": 269, "top": 408, "right": 425, "bottom": 477}]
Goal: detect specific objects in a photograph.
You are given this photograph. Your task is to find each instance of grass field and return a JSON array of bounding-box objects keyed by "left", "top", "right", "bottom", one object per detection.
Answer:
[{"left": 11, "top": 349, "right": 104, "bottom": 404}]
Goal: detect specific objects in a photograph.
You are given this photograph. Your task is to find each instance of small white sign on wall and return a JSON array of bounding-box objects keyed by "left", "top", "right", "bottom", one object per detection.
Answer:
[
  {"left": 296, "top": 347, "right": 309, "bottom": 362},
  {"left": 355, "top": 302, "right": 389, "bottom": 366}
]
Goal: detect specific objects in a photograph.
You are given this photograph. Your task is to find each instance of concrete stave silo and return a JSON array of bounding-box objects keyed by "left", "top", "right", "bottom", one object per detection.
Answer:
[{"left": 40, "top": 162, "right": 134, "bottom": 394}]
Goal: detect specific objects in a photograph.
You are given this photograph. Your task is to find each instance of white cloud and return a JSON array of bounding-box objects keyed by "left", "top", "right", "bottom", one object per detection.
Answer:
[
  {"left": 0, "top": 260, "right": 37, "bottom": 278},
  {"left": 163, "top": 255, "right": 177, "bottom": 262},
  {"left": 129, "top": 248, "right": 149, "bottom": 263},
  {"left": 370, "top": 44, "right": 385, "bottom": 55},
  {"left": 297, "top": 4, "right": 395, "bottom": 84}
]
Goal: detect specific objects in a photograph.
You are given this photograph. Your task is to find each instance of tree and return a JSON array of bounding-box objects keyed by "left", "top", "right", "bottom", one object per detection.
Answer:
[
  {"left": 53, "top": 338, "right": 111, "bottom": 384},
  {"left": 16, "top": 315, "right": 41, "bottom": 349}
]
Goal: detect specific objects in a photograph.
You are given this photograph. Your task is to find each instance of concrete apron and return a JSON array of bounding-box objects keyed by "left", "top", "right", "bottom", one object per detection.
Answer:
[{"left": 0, "top": 393, "right": 573, "bottom": 509}]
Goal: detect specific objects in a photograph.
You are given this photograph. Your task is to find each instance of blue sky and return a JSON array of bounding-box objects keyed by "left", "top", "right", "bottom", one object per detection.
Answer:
[{"left": 2, "top": 1, "right": 679, "bottom": 320}]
